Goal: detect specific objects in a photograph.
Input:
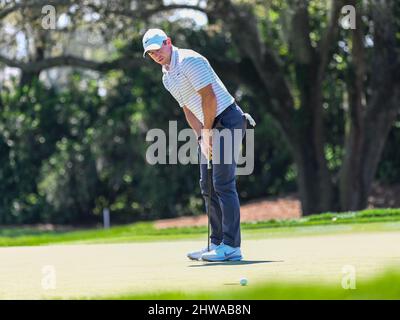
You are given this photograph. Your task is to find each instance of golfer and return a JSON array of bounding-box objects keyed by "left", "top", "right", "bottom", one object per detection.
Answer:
[{"left": 142, "top": 28, "right": 255, "bottom": 262}]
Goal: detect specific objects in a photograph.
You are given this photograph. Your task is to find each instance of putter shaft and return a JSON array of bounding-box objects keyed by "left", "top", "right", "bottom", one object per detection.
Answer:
[{"left": 207, "top": 150, "right": 212, "bottom": 252}]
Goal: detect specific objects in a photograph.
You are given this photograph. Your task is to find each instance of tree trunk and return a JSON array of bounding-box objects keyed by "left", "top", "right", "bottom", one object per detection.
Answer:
[
  {"left": 293, "top": 141, "right": 338, "bottom": 215},
  {"left": 339, "top": 0, "right": 400, "bottom": 211},
  {"left": 359, "top": 107, "right": 399, "bottom": 207},
  {"left": 20, "top": 71, "right": 40, "bottom": 87},
  {"left": 293, "top": 79, "right": 337, "bottom": 215},
  {"left": 339, "top": 8, "right": 366, "bottom": 211}
]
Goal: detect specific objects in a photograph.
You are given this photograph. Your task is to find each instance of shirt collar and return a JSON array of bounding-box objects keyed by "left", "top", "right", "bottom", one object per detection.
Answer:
[{"left": 162, "top": 46, "right": 178, "bottom": 74}]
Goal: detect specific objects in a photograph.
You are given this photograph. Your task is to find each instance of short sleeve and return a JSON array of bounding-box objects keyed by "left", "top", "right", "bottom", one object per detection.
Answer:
[
  {"left": 175, "top": 97, "right": 184, "bottom": 108},
  {"left": 181, "top": 57, "right": 213, "bottom": 91}
]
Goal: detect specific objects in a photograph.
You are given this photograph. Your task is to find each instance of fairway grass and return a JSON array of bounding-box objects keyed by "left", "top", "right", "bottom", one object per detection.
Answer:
[
  {"left": 1, "top": 233, "right": 398, "bottom": 300},
  {"left": 0, "top": 208, "right": 400, "bottom": 247},
  {"left": 94, "top": 269, "right": 400, "bottom": 300}
]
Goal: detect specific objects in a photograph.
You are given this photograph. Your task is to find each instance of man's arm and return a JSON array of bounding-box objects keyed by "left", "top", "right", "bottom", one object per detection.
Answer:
[
  {"left": 197, "top": 84, "right": 217, "bottom": 156},
  {"left": 183, "top": 106, "right": 203, "bottom": 138},
  {"left": 198, "top": 84, "right": 217, "bottom": 131}
]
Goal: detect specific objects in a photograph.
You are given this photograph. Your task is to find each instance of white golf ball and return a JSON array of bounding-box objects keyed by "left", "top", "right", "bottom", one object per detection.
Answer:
[{"left": 240, "top": 278, "right": 248, "bottom": 286}]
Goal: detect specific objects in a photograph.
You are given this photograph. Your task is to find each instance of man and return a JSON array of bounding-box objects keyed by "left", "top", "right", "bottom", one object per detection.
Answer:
[{"left": 142, "top": 28, "right": 255, "bottom": 262}]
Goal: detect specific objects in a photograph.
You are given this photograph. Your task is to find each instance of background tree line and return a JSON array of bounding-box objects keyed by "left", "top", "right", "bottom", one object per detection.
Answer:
[{"left": 0, "top": 0, "right": 399, "bottom": 225}]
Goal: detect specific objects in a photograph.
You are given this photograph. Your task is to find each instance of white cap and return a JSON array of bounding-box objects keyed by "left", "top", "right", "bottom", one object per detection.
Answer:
[{"left": 142, "top": 28, "right": 168, "bottom": 58}]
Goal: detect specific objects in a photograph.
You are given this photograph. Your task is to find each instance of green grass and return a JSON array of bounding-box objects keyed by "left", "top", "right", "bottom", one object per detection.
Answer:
[
  {"left": 92, "top": 269, "right": 400, "bottom": 300},
  {"left": 1, "top": 208, "right": 400, "bottom": 247}
]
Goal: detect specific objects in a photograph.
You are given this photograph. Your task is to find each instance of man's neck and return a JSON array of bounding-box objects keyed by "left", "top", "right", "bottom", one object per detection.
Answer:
[
  {"left": 162, "top": 47, "right": 173, "bottom": 68},
  {"left": 163, "top": 60, "right": 171, "bottom": 70}
]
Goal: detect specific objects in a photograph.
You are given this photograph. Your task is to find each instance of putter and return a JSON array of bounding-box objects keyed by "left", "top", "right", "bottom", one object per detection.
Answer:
[{"left": 207, "top": 148, "right": 212, "bottom": 252}]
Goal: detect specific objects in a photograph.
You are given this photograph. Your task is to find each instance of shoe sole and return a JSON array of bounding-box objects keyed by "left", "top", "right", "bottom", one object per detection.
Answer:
[
  {"left": 201, "top": 255, "right": 243, "bottom": 262},
  {"left": 187, "top": 255, "right": 202, "bottom": 261}
]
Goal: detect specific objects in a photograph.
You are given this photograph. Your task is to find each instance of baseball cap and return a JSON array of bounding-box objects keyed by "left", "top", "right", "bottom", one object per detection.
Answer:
[{"left": 142, "top": 28, "right": 168, "bottom": 58}]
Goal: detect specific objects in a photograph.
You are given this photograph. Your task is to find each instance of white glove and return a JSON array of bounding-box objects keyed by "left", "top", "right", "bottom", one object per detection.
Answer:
[{"left": 243, "top": 113, "right": 256, "bottom": 127}]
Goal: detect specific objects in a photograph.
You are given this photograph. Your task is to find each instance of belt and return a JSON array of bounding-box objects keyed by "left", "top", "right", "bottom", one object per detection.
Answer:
[{"left": 212, "top": 102, "right": 236, "bottom": 128}]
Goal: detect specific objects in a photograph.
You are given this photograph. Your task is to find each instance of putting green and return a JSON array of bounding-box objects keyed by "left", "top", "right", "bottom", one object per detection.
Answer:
[{"left": 0, "top": 230, "right": 399, "bottom": 299}]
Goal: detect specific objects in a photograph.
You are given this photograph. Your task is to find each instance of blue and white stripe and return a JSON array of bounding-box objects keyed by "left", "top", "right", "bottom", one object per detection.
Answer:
[{"left": 162, "top": 46, "right": 234, "bottom": 125}]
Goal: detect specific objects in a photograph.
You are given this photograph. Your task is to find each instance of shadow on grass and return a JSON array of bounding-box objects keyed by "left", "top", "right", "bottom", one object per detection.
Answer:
[{"left": 188, "top": 260, "right": 282, "bottom": 267}]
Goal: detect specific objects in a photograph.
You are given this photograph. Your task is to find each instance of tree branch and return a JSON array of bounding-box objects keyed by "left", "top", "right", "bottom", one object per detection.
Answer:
[
  {"left": 0, "top": 0, "right": 72, "bottom": 20},
  {"left": 316, "top": 0, "right": 343, "bottom": 81},
  {"left": 0, "top": 1, "right": 208, "bottom": 21},
  {"left": 0, "top": 54, "right": 143, "bottom": 73},
  {"left": 207, "top": 0, "right": 296, "bottom": 138},
  {"left": 86, "top": 3, "right": 208, "bottom": 19},
  {"left": 288, "top": 0, "right": 315, "bottom": 64}
]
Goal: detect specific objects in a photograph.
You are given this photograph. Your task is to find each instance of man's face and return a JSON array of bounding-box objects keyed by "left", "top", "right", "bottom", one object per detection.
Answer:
[{"left": 147, "top": 38, "right": 172, "bottom": 65}]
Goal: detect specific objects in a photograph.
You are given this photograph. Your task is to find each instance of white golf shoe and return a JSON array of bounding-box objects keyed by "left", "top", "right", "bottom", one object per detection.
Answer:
[
  {"left": 187, "top": 243, "right": 219, "bottom": 261},
  {"left": 201, "top": 243, "right": 243, "bottom": 262}
]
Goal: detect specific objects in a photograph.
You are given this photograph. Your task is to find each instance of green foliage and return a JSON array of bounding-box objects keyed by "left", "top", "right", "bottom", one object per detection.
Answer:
[
  {"left": 0, "top": 26, "right": 300, "bottom": 225},
  {"left": 98, "top": 270, "right": 400, "bottom": 300},
  {"left": 0, "top": 208, "right": 399, "bottom": 247},
  {"left": 0, "top": 81, "right": 69, "bottom": 224},
  {"left": 1, "top": 4, "right": 399, "bottom": 225}
]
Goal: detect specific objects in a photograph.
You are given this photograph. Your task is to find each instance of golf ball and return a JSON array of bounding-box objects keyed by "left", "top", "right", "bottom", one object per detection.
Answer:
[{"left": 240, "top": 278, "right": 248, "bottom": 286}]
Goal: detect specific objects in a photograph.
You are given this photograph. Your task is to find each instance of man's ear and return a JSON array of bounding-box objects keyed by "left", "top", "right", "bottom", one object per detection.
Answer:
[{"left": 166, "top": 37, "right": 172, "bottom": 45}]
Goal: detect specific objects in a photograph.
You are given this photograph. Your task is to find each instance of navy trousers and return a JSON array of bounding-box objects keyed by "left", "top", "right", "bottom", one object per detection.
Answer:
[{"left": 199, "top": 103, "right": 246, "bottom": 248}]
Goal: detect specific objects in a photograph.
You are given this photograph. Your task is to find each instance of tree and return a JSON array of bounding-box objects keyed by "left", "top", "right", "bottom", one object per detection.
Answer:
[{"left": 0, "top": 0, "right": 399, "bottom": 216}]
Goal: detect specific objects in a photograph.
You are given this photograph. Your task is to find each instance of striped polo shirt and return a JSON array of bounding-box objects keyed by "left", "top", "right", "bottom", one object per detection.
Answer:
[{"left": 162, "top": 46, "right": 235, "bottom": 125}]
